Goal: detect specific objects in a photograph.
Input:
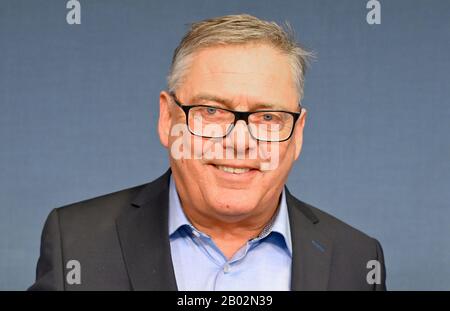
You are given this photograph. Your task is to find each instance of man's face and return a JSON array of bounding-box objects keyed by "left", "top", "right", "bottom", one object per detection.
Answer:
[{"left": 159, "top": 44, "right": 307, "bottom": 223}]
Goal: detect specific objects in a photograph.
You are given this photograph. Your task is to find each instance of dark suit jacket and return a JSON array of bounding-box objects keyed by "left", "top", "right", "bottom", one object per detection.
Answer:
[{"left": 29, "top": 169, "right": 386, "bottom": 291}]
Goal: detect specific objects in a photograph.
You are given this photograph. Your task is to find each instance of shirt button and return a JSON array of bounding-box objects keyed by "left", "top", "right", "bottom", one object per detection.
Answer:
[{"left": 223, "top": 263, "right": 231, "bottom": 273}]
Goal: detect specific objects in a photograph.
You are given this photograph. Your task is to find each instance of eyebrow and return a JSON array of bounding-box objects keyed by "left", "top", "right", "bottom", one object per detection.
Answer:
[{"left": 189, "top": 93, "right": 285, "bottom": 110}]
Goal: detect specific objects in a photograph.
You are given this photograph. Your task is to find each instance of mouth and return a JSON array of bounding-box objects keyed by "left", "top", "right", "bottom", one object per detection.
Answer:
[
  {"left": 215, "top": 165, "right": 252, "bottom": 174},
  {"left": 208, "top": 163, "right": 260, "bottom": 176},
  {"left": 205, "top": 163, "right": 262, "bottom": 185}
]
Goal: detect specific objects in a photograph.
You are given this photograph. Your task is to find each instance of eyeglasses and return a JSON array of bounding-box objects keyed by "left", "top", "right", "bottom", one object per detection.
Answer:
[{"left": 170, "top": 92, "right": 302, "bottom": 142}]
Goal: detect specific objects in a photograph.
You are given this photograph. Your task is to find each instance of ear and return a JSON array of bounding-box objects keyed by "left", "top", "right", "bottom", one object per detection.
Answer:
[
  {"left": 158, "top": 91, "right": 172, "bottom": 148},
  {"left": 293, "top": 108, "right": 307, "bottom": 161}
]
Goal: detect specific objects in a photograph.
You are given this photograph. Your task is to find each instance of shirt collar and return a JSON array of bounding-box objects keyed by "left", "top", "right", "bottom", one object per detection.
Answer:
[
  {"left": 168, "top": 175, "right": 192, "bottom": 236},
  {"left": 168, "top": 175, "right": 292, "bottom": 255}
]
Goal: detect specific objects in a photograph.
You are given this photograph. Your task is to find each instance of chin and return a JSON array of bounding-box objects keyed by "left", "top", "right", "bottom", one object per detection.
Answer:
[{"left": 208, "top": 195, "right": 258, "bottom": 217}]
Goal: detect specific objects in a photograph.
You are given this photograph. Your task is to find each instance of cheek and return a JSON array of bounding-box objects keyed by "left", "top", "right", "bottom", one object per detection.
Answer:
[
  {"left": 259, "top": 141, "right": 295, "bottom": 171},
  {"left": 259, "top": 144, "right": 295, "bottom": 192},
  {"left": 167, "top": 122, "right": 199, "bottom": 161},
  {"left": 283, "top": 143, "right": 297, "bottom": 172},
  {"left": 168, "top": 134, "right": 208, "bottom": 176}
]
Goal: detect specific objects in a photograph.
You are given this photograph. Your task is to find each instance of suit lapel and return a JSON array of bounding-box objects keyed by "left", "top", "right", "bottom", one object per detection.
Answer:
[
  {"left": 286, "top": 188, "right": 333, "bottom": 291},
  {"left": 116, "top": 169, "right": 178, "bottom": 290}
]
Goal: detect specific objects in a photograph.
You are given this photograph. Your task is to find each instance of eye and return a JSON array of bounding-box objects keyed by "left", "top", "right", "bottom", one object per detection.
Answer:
[
  {"left": 206, "top": 107, "right": 217, "bottom": 114},
  {"left": 263, "top": 114, "right": 273, "bottom": 121}
]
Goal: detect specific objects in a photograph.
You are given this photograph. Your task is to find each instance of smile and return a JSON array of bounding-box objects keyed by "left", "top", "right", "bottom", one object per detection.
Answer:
[{"left": 215, "top": 165, "right": 251, "bottom": 174}]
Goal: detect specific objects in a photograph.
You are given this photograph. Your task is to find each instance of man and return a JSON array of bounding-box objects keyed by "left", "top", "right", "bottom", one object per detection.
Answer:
[{"left": 30, "top": 14, "right": 386, "bottom": 290}]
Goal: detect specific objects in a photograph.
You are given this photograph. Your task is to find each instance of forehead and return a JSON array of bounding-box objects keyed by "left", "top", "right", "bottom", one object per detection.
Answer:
[{"left": 181, "top": 44, "right": 298, "bottom": 109}]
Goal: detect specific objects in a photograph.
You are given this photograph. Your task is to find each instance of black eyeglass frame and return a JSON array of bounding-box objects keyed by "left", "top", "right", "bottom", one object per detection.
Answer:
[{"left": 169, "top": 92, "right": 302, "bottom": 142}]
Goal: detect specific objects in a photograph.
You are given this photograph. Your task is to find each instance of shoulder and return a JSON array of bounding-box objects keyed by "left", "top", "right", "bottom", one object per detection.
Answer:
[
  {"left": 54, "top": 183, "right": 148, "bottom": 228},
  {"left": 311, "top": 202, "right": 376, "bottom": 245},
  {"left": 287, "top": 192, "right": 386, "bottom": 290},
  {"left": 287, "top": 191, "right": 381, "bottom": 251},
  {"left": 49, "top": 169, "right": 171, "bottom": 235}
]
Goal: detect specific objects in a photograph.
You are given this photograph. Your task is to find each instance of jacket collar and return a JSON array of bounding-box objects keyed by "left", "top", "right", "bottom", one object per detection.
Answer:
[
  {"left": 116, "top": 168, "right": 178, "bottom": 290},
  {"left": 286, "top": 187, "right": 333, "bottom": 290}
]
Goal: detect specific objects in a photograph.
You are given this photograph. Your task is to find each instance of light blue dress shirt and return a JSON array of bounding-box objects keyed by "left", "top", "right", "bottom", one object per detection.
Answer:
[{"left": 168, "top": 175, "right": 293, "bottom": 291}]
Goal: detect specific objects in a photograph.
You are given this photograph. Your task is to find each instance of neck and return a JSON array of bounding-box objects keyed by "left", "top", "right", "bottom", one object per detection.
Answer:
[{"left": 179, "top": 190, "right": 283, "bottom": 259}]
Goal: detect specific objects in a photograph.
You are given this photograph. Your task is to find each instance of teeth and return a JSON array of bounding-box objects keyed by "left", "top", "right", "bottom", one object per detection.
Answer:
[{"left": 216, "top": 165, "right": 250, "bottom": 174}]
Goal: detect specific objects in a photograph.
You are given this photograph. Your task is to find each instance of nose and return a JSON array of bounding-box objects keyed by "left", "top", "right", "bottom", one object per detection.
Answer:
[{"left": 222, "top": 120, "right": 257, "bottom": 159}]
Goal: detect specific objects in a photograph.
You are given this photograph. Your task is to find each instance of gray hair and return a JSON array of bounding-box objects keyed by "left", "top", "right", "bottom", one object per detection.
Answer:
[{"left": 167, "top": 14, "right": 313, "bottom": 101}]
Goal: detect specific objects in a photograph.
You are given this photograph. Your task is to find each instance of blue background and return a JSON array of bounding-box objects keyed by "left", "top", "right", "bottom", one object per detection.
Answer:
[{"left": 1, "top": 0, "right": 449, "bottom": 290}]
